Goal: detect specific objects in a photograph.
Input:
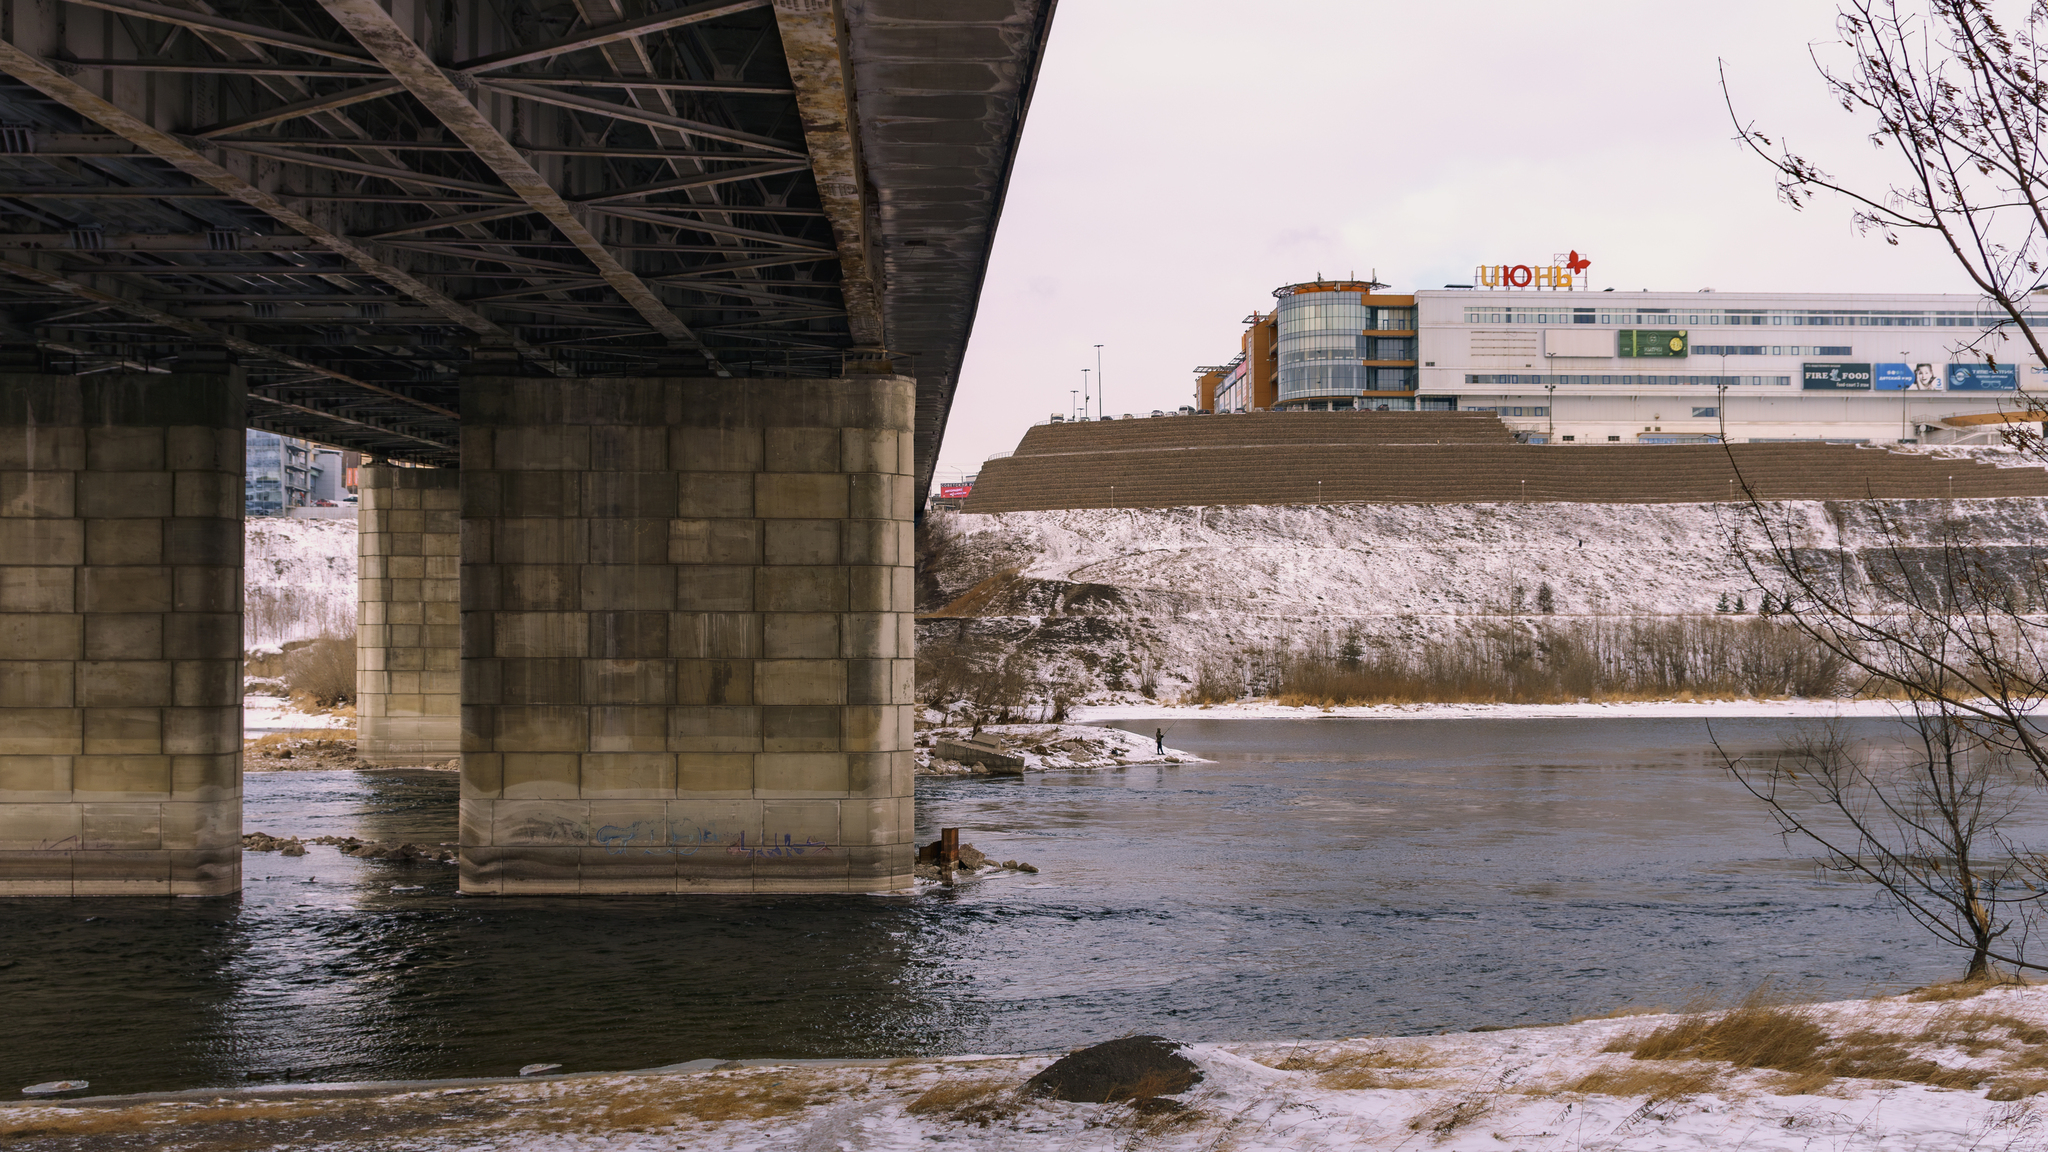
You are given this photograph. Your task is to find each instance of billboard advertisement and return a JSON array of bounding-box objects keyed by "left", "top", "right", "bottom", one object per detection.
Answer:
[
  {"left": 939, "top": 483, "right": 973, "bottom": 498},
  {"left": 1948, "top": 363, "right": 2019, "bottom": 391},
  {"left": 1871, "top": 362, "right": 1944, "bottom": 390},
  {"left": 1803, "top": 362, "right": 1873, "bottom": 390},
  {"left": 1618, "top": 329, "right": 1688, "bottom": 358}
]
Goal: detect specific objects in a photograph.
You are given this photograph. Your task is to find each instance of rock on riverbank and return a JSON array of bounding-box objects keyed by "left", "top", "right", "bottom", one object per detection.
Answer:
[{"left": 914, "top": 723, "right": 1202, "bottom": 775}]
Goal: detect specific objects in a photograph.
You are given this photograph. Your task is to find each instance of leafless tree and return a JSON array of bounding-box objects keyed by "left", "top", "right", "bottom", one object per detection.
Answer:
[
  {"left": 1725, "top": 0, "right": 2048, "bottom": 380},
  {"left": 1720, "top": 717, "right": 2047, "bottom": 979},
  {"left": 1718, "top": 0, "right": 2048, "bottom": 978},
  {"left": 1722, "top": 490, "right": 2048, "bottom": 976}
]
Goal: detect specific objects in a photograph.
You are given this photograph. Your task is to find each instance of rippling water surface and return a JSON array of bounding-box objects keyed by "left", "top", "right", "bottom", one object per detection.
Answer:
[{"left": 0, "top": 716, "right": 1984, "bottom": 1095}]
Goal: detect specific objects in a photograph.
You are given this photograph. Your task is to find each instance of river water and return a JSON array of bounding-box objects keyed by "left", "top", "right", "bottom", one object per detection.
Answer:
[{"left": 0, "top": 716, "right": 1978, "bottom": 1096}]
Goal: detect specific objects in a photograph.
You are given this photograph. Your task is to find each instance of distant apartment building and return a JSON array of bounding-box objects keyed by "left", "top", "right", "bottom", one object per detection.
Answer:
[
  {"left": 245, "top": 430, "right": 316, "bottom": 515},
  {"left": 1194, "top": 273, "right": 2036, "bottom": 444}
]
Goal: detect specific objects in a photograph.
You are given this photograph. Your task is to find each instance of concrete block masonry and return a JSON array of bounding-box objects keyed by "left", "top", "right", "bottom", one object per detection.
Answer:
[
  {"left": 0, "top": 374, "right": 244, "bottom": 896},
  {"left": 356, "top": 467, "right": 460, "bottom": 766},
  {"left": 457, "top": 376, "right": 918, "bottom": 894}
]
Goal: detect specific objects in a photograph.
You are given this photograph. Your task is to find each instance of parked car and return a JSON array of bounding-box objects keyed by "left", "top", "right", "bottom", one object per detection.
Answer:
[{"left": 314, "top": 499, "right": 339, "bottom": 507}]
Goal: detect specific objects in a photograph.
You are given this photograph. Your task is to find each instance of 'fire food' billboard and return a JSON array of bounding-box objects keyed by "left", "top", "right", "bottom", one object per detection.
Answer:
[
  {"left": 1617, "top": 330, "right": 1688, "bottom": 358},
  {"left": 1948, "top": 363, "right": 2019, "bottom": 391},
  {"left": 1802, "top": 362, "right": 1873, "bottom": 390},
  {"left": 939, "top": 483, "right": 973, "bottom": 499}
]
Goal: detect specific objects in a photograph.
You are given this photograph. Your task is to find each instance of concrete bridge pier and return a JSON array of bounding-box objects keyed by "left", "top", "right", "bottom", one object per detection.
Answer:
[
  {"left": 355, "top": 466, "right": 462, "bottom": 765},
  {"left": 0, "top": 374, "right": 244, "bottom": 896},
  {"left": 457, "top": 375, "right": 918, "bottom": 894}
]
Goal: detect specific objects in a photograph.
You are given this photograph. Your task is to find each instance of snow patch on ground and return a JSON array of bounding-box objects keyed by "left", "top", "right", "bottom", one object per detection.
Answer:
[
  {"left": 244, "top": 516, "right": 357, "bottom": 648},
  {"left": 20, "top": 986, "right": 2048, "bottom": 1150},
  {"left": 914, "top": 722, "right": 1204, "bottom": 773},
  {"left": 1074, "top": 697, "right": 1935, "bottom": 723},
  {"left": 243, "top": 695, "right": 353, "bottom": 737}
]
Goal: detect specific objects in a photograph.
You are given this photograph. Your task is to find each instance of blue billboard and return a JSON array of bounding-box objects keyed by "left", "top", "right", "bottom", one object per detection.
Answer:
[
  {"left": 1948, "top": 363, "right": 2019, "bottom": 391},
  {"left": 1874, "top": 362, "right": 1943, "bottom": 390}
]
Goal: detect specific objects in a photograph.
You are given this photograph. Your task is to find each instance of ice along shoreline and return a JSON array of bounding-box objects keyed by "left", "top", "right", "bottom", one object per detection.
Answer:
[{"left": 1073, "top": 696, "right": 1943, "bottom": 724}]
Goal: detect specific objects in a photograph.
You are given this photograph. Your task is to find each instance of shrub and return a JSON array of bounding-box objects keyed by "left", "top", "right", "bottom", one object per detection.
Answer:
[
  {"left": 1272, "top": 617, "right": 1846, "bottom": 706},
  {"left": 284, "top": 633, "right": 356, "bottom": 708}
]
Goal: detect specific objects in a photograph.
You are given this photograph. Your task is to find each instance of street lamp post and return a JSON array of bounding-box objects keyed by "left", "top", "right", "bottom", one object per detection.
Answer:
[
  {"left": 1069, "top": 389, "right": 1078, "bottom": 420},
  {"left": 1901, "top": 349, "right": 1912, "bottom": 443},
  {"left": 1718, "top": 352, "right": 1730, "bottom": 443},
  {"left": 1081, "top": 368, "right": 1090, "bottom": 420},
  {"left": 1546, "top": 383, "right": 1556, "bottom": 439},
  {"left": 1095, "top": 344, "right": 1105, "bottom": 418}
]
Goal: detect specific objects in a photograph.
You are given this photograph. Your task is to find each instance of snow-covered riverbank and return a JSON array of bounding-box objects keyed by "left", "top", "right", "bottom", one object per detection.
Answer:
[
  {"left": 11, "top": 984, "right": 2044, "bottom": 1150},
  {"left": 914, "top": 722, "right": 1205, "bottom": 773},
  {"left": 1074, "top": 696, "right": 1935, "bottom": 724}
]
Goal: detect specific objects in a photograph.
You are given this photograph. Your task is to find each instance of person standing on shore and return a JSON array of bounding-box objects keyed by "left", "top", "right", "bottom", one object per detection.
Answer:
[{"left": 1155, "top": 728, "right": 1165, "bottom": 755}]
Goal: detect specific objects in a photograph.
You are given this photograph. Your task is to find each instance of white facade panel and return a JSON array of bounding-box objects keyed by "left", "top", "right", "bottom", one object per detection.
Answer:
[{"left": 1543, "top": 328, "right": 1612, "bottom": 357}]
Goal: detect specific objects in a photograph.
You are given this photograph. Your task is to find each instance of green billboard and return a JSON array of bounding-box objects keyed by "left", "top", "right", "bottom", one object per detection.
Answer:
[{"left": 1618, "top": 329, "right": 1688, "bottom": 358}]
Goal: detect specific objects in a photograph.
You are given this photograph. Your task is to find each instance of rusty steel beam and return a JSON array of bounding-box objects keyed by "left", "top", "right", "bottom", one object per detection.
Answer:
[
  {"left": 0, "top": 253, "right": 455, "bottom": 424},
  {"left": 772, "top": 0, "right": 883, "bottom": 348},
  {"left": 656, "top": 251, "right": 832, "bottom": 278},
  {"left": 572, "top": 160, "right": 808, "bottom": 205},
  {"left": 245, "top": 391, "right": 451, "bottom": 451},
  {"left": 66, "top": 59, "right": 389, "bottom": 77},
  {"left": 362, "top": 206, "right": 539, "bottom": 239},
  {"left": 191, "top": 79, "right": 403, "bottom": 138},
  {"left": 455, "top": 0, "right": 771, "bottom": 74},
  {"left": 0, "top": 37, "right": 572, "bottom": 376},
  {"left": 58, "top": 0, "right": 371, "bottom": 62},
  {"left": 212, "top": 140, "right": 508, "bottom": 195},
  {"left": 316, "top": 0, "right": 725, "bottom": 371},
  {"left": 478, "top": 81, "right": 803, "bottom": 156},
  {"left": 587, "top": 203, "right": 832, "bottom": 250}
]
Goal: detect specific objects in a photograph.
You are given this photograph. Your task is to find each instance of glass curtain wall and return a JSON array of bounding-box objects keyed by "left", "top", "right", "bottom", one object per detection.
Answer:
[
  {"left": 1277, "top": 294, "right": 1418, "bottom": 405},
  {"left": 1278, "top": 291, "right": 1369, "bottom": 403}
]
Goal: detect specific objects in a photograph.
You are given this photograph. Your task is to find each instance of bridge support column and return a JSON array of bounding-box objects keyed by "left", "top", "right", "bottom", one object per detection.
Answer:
[
  {"left": 356, "top": 466, "right": 461, "bottom": 765},
  {"left": 0, "top": 374, "right": 244, "bottom": 896},
  {"left": 459, "top": 375, "right": 917, "bottom": 894}
]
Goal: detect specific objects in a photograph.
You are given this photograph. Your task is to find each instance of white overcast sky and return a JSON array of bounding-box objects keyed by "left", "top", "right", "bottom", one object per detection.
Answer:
[{"left": 931, "top": 0, "right": 1986, "bottom": 488}]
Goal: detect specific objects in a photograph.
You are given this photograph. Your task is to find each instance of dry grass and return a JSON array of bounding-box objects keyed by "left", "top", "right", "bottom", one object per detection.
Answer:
[
  {"left": 904, "top": 1077, "right": 1023, "bottom": 1127},
  {"left": 1560, "top": 1062, "right": 1722, "bottom": 1102},
  {"left": 1407, "top": 1093, "right": 1491, "bottom": 1135},
  {"left": 522, "top": 1074, "right": 841, "bottom": 1131},
  {"left": 1109, "top": 1093, "right": 1207, "bottom": 1138},
  {"left": 0, "top": 1071, "right": 855, "bottom": 1146},
  {"left": 1262, "top": 1044, "right": 1446, "bottom": 1091},
  {"left": 1604, "top": 986, "right": 2004, "bottom": 1095},
  {"left": 1909, "top": 977, "right": 2017, "bottom": 1003},
  {"left": 284, "top": 633, "right": 356, "bottom": 707},
  {"left": 0, "top": 1096, "right": 464, "bottom": 1146}
]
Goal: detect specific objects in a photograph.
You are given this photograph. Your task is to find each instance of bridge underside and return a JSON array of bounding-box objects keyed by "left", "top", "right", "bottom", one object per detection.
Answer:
[{"left": 0, "top": 0, "right": 1052, "bottom": 893}]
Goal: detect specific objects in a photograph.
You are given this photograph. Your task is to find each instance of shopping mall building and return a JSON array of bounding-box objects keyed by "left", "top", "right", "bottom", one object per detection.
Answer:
[{"left": 1193, "top": 276, "right": 2043, "bottom": 443}]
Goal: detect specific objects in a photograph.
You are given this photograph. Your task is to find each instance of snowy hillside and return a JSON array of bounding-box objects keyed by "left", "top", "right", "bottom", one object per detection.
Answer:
[
  {"left": 244, "top": 517, "right": 357, "bottom": 648},
  {"left": 919, "top": 499, "right": 2048, "bottom": 696}
]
